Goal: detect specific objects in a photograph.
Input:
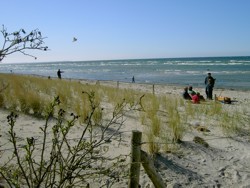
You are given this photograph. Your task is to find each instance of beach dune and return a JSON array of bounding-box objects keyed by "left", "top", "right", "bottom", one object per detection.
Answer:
[{"left": 1, "top": 75, "right": 250, "bottom": 187}]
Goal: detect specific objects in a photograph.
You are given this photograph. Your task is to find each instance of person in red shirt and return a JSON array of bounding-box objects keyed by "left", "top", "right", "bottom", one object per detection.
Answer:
[{"left": 192, "top": 92, "right": 200, "bottom": 104}]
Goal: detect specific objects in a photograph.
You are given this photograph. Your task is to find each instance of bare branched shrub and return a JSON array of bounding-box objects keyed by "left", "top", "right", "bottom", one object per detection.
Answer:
[
  {"left": 0, "top": 25, "right": 48, "bottom": 62},
  {"left": 0, "top": 94, "right": 134, "bottom": 187}
]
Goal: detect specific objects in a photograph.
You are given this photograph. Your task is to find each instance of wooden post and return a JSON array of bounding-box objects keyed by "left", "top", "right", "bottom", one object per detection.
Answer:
[
  {"left": 141, "top": 150, "right": 166, "bottom": 188},
  {"left": 214, "top": 94, "right": 217, "bottom": 101},
  {"left": 152, "top": 84, "right": 155, "bottom": 95},
  {"left": 128, "top": 131, "right": 142, "bottom": 188},
  {"left": 117, "top": 81, "right": 119, "bottom": 89}
]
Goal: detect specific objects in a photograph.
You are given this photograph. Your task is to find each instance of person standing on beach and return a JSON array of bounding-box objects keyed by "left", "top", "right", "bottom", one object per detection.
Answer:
[
  {"left": 206, "top": 78, "right": 214, "bottom": 100},
  {"left": 205, "top": 73, "right": 215, "bottom": 99},
  {"left": 57, "top": 69, "right": 63, "bottom": 79},
  {"left": 132, "top": 76, "right": 135, "bottom": 83}
]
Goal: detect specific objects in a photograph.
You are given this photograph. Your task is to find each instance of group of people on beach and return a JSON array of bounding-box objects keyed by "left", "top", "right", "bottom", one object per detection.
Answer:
[
  {"left": 182, "top": 73, "right": 216, "bottom": 103},
  {"left": 182, "top": 86, "right": 202, "bottom": 103}
]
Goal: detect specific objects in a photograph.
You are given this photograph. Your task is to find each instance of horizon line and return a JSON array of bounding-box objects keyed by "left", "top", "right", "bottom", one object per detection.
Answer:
[{"left": 2, "top": 55, "right": 250, "bottom": 64}]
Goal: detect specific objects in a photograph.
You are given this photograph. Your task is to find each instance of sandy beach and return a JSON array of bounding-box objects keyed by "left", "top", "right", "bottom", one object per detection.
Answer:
[{"left": 1, "top": 77, "right": 250, "bottom": 188}]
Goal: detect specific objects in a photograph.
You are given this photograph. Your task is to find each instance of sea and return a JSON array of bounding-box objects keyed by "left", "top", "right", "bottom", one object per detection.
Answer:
[{"left": 0, "top": 56, "right": 250, "bottom": 91}]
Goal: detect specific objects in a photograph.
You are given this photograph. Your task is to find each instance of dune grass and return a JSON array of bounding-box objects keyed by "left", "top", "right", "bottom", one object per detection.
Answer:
[{"left": 0, "top": 73, "right": 249, "bottom": 155}]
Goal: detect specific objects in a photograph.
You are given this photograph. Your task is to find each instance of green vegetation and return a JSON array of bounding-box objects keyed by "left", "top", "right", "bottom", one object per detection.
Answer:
[
  {"left": 0, "top": 74, "right": 141, "bottom": 187},
  {"left": 0, "top": 73, "right": 249, "bottom": 186}
]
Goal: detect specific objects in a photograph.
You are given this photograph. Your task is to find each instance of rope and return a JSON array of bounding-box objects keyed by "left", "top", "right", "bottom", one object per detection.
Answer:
[
  {"left": 0, "top": 130, "right": 242, "bottom": 152},
  {"left": 0, "top": 130, "right": 132, "bottom": 152}
]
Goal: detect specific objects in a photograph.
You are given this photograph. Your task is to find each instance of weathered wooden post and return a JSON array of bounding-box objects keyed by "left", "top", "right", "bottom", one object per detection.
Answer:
[
  {"left": 128, "top": 131, "right": 142, "bottom": 188},
  {"left": 152, "top": 84, "right": 155, "bottom": 95},
  {"left": 141, "top": 150, "right": 166, "bottom": 188},
  {"left": 117, "top": 81, "right": 119, "bottom": 89}
]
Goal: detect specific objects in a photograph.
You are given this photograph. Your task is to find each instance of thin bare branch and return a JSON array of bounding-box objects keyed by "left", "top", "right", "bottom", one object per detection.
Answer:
[{"left": 0, "top": 25, "right": 48, "bottom": 62}]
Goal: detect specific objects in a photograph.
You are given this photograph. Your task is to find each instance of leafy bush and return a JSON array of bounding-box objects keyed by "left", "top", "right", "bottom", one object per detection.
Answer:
[{"left": 0, "top": 94, "right": 133, "bottom": 187}]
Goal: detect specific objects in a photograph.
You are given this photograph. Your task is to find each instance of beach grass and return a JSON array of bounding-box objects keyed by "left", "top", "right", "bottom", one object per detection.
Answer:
[{"left": 1, "top": 73, "right": 249, "bottom": 154}]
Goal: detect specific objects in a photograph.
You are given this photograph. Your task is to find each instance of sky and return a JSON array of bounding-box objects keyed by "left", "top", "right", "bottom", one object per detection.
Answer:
[{"left": 1, "top": 0, "right": 250, "bottom": 63}]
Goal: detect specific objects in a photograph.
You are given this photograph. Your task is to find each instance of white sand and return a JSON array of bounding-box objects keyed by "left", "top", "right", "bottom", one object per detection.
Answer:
[{"left": 1, "top": 80, "right": 250, "bottom": 188}]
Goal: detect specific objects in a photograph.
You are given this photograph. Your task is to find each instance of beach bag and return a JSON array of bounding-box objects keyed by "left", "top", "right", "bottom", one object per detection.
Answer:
[
  {"left": 217, "top": 96, "right": 231, "bottom": 104},
  {"left": 224, "top": 97, "right": 231, "bottom": 104}
]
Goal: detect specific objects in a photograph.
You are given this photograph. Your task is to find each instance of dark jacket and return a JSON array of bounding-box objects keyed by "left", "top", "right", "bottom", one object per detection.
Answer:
[{"left": 205, "top": 76, "right": 215, "bottom": 87}]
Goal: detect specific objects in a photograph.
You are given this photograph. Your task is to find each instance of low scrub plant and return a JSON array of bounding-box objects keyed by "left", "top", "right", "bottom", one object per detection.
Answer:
[
  {"left": 144, "top": 128, "right": 160, "bottom": 155},
  {"left": 219, "top": 110, "right": 241, "bottom": 135},
  {"left": 150, "top": 115, "right": 161, "bottom": 137},
  {"left": 0, "top": 94, "right": 133, "bottom": 187},
  {"left": 165, "top": 97, "right": 185, "bottom": 143}
]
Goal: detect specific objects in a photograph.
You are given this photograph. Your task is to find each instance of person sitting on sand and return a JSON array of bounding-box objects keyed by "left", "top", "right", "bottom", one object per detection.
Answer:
[
  {"left": 192, "top": 92, "right": 200, "bottom": 104},
  {"left": 182, "top": 87, "right": 192, "bottom": 100},
  {"left": 188, "top": 86, "right": 196, "bottom": 96}
]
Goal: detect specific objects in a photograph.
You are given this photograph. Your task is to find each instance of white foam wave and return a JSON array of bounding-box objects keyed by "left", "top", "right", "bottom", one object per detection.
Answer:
[{"left": 228, "top": 63, "right": 243, "bottom": 65}]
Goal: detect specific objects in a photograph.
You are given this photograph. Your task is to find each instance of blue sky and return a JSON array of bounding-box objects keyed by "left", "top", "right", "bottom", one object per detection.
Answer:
[{"left": 1, "top": 0, "right": 250, "bottom": 63}]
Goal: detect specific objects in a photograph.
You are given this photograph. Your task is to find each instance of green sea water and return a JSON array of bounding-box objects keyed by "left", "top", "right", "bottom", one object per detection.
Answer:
[{"left": 1, "top": 56, "right": 250, "bottom": 90}]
